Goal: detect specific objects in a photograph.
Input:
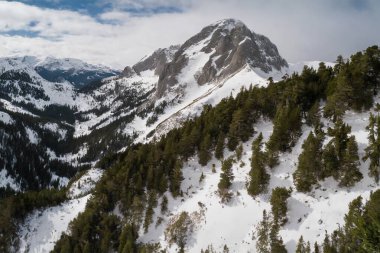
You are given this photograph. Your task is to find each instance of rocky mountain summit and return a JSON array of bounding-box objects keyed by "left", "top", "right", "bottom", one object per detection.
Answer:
[{"left": 156, "top": 19, "right": 287, "bottom": 98}]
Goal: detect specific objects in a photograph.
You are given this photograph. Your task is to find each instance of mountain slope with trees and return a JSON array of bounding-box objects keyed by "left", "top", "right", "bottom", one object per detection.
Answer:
[{"left": 0, "top": 19, "right": 379, "bottom": 253}]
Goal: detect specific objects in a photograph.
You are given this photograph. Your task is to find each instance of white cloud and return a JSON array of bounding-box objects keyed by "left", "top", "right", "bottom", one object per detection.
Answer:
[
  {"left": 100, "top": 0, "right": 192, "bottom": 10},
  {"left": 0, "top": 0, "right": 379, "bottom": 69}
]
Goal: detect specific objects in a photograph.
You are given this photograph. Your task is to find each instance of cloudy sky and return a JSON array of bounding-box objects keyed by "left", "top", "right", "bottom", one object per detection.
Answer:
[{"left": 0, "top": 0, "right": 379, "bottom": 69}]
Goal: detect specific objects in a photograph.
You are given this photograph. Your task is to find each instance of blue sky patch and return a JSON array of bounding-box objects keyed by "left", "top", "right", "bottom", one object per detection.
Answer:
[{"left": 17, "top": 0, "right": 184, "bottom": 16}]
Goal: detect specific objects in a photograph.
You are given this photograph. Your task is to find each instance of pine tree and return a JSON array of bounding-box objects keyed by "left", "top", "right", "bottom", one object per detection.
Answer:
[
  {"left": 322, "top": 119, "right": 351, "bottom": 180},
  {"left": 339, "top": 136, "right": 362, "bottom": 187},
  {"left": 143, "top": 191, "right": 157, "bottom": 233},
  {"left": 305, "top": 242, "right": 311, "bottom": 253},
  {"left": 218, "top": 157, "right": 234, "bottom": 191},
  {"left": 161, "top": 195, "right": 168, "bottom": 214},
  {"left": 248, "top": 133, "right": 270, "bottom": 196},
  {"left": 270, "top": 187, "right": 291, "bottom": 226},
  {"left": 170, "top": 160, "right": 183, "bottom": 197},
  {"left": 256, "top": 210, "right": 271, "bottom": 253},
  {"left": 293, "top": 131, "right": 322, "bottom": 192},
  {"left": 363, "top": 113, "right": 380, "bottom": 182},
  {"left": 322, "top": 142, "right": 339, "bottom": 179},
  {"left": 256, "top": 210, "right": 287, "bottom": 253},
  {"left": 199, "top": 133, "right": 212, "bottom": 166},
  {"left": 295, "top": 236, "right": 306, "bottom": 253},
  {"left": 267, "top": 104, "right": 302, "bottom": 153},
  {"left": 227, "top": 108, "right": 253, "bottom": 151},
  {"left": 236, "top": 143, "right": 243, "bottom": 161},
  {"left": 269, "top": 221, "right": 287, "bottom": 253},
  {"left": 215, "top": 133, "right": 225, "bottom": 160},
  {"left": 306, "top": 101, "right": 321, "bottom": 127},
  {"left": 327, "top": 119, "right": 351, "bottom": 162},
  {"left": 314, "top": 242, "right": 320, "bottom": 253},
  {"left": 322, "top": 233, "right": 337, "bottom": 253}
]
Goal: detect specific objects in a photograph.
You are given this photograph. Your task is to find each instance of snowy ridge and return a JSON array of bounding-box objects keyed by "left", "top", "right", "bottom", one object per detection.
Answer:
[{"left": 34, "top": 56, "right": 115, "bottom": 72}]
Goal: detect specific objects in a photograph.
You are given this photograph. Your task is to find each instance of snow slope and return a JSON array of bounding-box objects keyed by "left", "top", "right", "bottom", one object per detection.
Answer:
[
  {"left": 18, "top": 168, "right": 103, "bottom": 253},
  {"left": 136, "top": 100, "right": 380, "bottom": 253}
]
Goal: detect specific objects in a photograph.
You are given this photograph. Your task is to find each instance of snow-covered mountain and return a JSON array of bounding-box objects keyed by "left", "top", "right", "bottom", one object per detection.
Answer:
[
  {"left": 155, "top": 19, "right": 287, "bottom": 99},
  {"left": 5, "top": 18, "right": 372, "bottom": 253},
  {"left": 0, "top": 19, "right": 329, "bottom": 193}
]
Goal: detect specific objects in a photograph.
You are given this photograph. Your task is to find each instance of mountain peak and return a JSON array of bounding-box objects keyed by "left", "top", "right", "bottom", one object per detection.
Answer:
[
  {"left": 155, "top": 19, "right": 287, "bottom": 98},
  {"left": 212, "top": 18, "right": 246, "bottom": 31}
]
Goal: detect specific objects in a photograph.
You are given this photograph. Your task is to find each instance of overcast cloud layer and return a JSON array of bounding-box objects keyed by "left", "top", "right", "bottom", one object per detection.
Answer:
[{"left": 0, "top": 0, "right": 379, "bottom": 69}]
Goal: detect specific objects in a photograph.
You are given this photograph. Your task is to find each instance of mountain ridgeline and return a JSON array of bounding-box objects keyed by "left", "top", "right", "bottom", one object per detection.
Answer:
[
  {"left": 0, "top": 18, "right": 379, "bottom": 253},
  {"left": 0, "top": 19, "right": 288, "bottom": 194}
]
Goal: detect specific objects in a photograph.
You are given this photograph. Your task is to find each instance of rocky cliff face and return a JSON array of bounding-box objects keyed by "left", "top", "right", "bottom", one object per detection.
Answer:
[
  {"left": 121, "top": 45, "right": 180, "bottom": 77},
  {"left": 156, "top": 19, "right": 288, "bottom": 98}
]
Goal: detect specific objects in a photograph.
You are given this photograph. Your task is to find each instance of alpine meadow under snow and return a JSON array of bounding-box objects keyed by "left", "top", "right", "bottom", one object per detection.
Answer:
[{"left": 0, "top": 18, "right": 380, "bottom": 253}]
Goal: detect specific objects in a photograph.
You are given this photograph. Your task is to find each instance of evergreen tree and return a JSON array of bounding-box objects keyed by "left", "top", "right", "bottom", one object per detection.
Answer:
[
  {"left": 339, "top": 136, "right": 362, "bottom": 187},
  {"left": 248, "top": 133, "right": 270, "bottom": 196},
  {"left": 322, "top": 233, "right": 337, "bottom": 253},
  {"left": 161, "top": 195, "right": 168, "bottom": 214},
  {"left": 199, "top": 133, "right": 212, "bottom": 166},
  {"left": 269, "top": 221, "right": 287, "bottom": 253},
  {"left": 218, "top": 158, "right": 234, "bottom": 191},
  {"left": 293, "top": 131, "right": 323, "bottom": 192},
  {"left": 314, "top": 242, "right": 320, "bottom": 253},
  {"left": 170, "top": 160, "right": 183, "bottom": 197},
  {"left": 295, "top": 236, "right": 306, "bottom": 253},
  {"left": 363, "top": 113, "right": 380, "bottom": 182},
  {"left": 305, "top": 242, "right": 311, "bottom": 253},
  {"left": 118, "top": 224, "right": 138, "bottom": 253},
  {"left": 236, "top": 143, "right": 243, "bottom": 161},
  {"left": 270, "top": 187, "right": 291, "bottom": 226},
  {"left": 267, "top": 104, "right": 302, "bottom": 153},
  {"left": 324, "top": 64, "right": 353, "bottom": 121},
  {"left": 306, "top": 101, "right": 322, "bottom": 128},
  {"left": 256, "top": 210, "right": 271, "bottom": 253},
  {"left": 322, "top": 119, "right": 352, "bottom": 180},
  {"left": 321, "top": 142, "right": 339, "bottom": 179},
  {"left": 327, "top": 119, "right": 351, "bottom": 162},
  {"left": 227, "top": 108, "right": 253, "bottom": 151},
  {"left": 256, "top": 210, "right": 287, "bottom": 253},
  {"left": 215, "top": 133, "right": 225, "bottom": 160},
  {"left": 143, "top": 191, "right": 157, "bottom": 233}
]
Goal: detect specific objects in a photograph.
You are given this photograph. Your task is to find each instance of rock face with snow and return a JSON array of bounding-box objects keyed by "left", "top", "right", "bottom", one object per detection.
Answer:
[
  {"left": 131, "top": 45, "right": 180, "bottom": 76},
  {"left": 156, "top": 19, "right": 288, "bottom": 98}
]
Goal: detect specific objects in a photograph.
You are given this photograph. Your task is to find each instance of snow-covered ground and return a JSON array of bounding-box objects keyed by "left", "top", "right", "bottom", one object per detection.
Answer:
[
  {"left": 0, "top": 169, "right": 20, "bottom": 190},
  {"left": 18, "top": 168, "right": 103, "bottom": 253},
  {"left": 136, "top": 102, "right": 380, "bottom": 253},
  {"left": 0, "top": 111, "right": 15, "bottom": 125}
]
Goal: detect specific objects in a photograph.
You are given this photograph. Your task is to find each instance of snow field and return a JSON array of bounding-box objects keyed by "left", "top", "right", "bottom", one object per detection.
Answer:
[
  {"left": 137, "top": 104, "right": 380, "bottom": 253},
  {"left": 18, "top": 168, "right": 104, "bottom": 253}
]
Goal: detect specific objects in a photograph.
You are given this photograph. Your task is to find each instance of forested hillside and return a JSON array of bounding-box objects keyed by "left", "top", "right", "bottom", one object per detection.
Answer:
[
  {"left": 28, "top": 46, "right": 380, "bottom": 252},
  {"left": 1, "top": 22, "right": 379, "bottom": 252}
]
